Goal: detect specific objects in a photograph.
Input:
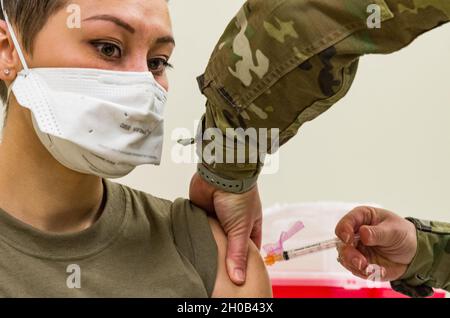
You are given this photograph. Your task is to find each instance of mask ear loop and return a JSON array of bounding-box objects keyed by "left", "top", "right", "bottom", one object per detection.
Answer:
[
  {"left": 0, "top": 84, "right": 12, "bottom": 143},
  {"left": 1, "top": 0, "right": 30, "bottom": 75},
  {"left": 0, "top": 0, "right": 30, "bottom": 142}
]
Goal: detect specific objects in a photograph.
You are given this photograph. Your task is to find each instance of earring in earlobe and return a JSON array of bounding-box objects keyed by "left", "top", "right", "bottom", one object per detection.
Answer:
[{"left": 3, "top": 69, "right": 11, "bottom": 76}]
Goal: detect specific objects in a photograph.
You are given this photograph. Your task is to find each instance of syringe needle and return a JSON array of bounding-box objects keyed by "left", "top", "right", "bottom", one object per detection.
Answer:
[
  {"left": 265, "top": 234, "right": 361, "bottom": 265},
  {"left": 285, "top": 234, "right": 360, "bottom": 260}
]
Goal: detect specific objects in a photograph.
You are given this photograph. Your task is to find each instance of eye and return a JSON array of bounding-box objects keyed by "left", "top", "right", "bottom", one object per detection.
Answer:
[
  {"left": 147, "top": 57, "right": 173, "bottom": 75},
  {"left": 91, "top": 41, "right": 122, "bottom": 59}
]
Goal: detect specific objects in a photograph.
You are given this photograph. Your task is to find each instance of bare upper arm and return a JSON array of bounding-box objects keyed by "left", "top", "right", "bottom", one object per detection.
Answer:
[{"left": 208, "top": 218, "right": 273, "bottom": 298}]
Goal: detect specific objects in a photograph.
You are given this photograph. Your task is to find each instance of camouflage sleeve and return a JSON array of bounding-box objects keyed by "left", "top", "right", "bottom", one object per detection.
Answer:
[
  {"left": 194, "top": 0, "right": 450, "bottom": 193},
  {"left": 390, "top": 218, "right": 450, "bottom": 298}
]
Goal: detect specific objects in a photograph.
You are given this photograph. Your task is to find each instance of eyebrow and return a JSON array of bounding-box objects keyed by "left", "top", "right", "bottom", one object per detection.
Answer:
[
  {"left": 84, "top": 15, "right": 136, "bottom": 34},
  {"left": 155, "top": 36, "right": 176, "bottom": 46},
  {"left": 83, "top": 15, "right": 176, "bottom": 46}
]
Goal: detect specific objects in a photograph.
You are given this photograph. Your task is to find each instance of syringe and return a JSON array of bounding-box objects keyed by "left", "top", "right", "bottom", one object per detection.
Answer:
[{"left": 264, "top": 234, "right": 360, "bottom": 266}]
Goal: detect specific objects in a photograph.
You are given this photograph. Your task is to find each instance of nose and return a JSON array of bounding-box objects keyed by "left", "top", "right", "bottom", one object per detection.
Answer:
[
  {"left": 123, "top": 53, "right": 169, "bottom": 92},
  {"left": 123, "top": 53, "right": 149, "bottom": 73}
]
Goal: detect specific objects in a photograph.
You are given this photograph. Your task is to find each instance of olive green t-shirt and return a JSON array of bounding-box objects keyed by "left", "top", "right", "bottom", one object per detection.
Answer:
[{"left": 0, "top": 179, "right": 218, "bottom": 297}]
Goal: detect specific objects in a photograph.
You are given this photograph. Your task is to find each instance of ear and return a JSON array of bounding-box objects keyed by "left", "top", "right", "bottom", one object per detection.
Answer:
[{"left": 0, "top": 19, "right": 20, "bottom": 84}]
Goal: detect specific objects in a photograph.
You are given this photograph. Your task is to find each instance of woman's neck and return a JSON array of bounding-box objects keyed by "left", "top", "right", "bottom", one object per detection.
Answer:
[{"left": 0, "top": 100, "right": 104, "bottom": 234}]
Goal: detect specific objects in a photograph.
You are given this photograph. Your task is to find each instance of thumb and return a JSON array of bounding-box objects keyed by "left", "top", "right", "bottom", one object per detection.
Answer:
[
  {"left": 226, "top": 230, "right": 250, "bottom": 285},
  {"left": 360, "top": 223, "right": 392, "bottom": 247}
]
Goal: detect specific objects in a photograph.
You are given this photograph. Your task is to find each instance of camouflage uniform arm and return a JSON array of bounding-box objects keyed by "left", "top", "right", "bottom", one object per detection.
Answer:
[
  {"left": 390, "top": 218, "right": 450, "bottom": 298},
  {"left": 196, "top": 0, "right": 450, "bottom": 192}
]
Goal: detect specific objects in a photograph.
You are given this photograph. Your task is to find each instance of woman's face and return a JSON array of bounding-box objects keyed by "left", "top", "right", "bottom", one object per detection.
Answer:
[{"left": 24, "top": 0, "right": 174, "bottom": 91}]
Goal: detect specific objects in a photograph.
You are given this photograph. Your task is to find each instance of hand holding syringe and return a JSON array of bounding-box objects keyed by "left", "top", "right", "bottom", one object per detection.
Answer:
[{"left": 263, "top": 221, "right": 360, "bottom": 266}]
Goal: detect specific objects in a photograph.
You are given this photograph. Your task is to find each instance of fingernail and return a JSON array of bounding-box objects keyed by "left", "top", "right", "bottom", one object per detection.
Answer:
[
  {"left": 344, "top": 233, "right": 351, "bottom": 244},
  {"left": 234, "top": 269, "right": 245, "bottom": 283},
  {"left": 380, "top": 267, "right": 387, "bottom": 279},
  {"left": 352, "top": 258, "right": 362, "bottom": 270}
]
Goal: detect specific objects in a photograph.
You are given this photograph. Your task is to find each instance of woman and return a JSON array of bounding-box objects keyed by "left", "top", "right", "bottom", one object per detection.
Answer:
[{"left": 0, "top": 0, "right": 271, "bottom": 297}]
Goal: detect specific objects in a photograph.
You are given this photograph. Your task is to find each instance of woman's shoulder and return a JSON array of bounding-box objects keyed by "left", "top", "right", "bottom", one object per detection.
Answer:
[
  {"left": 106, "top": 179, "right": 219, "bottom": 295},
  {"left": 105, "top": 179, "right": 177, "bottom": 218},
  {"left": 105, "top": 179, "right": 210, "bottom": 235},
  {"left": 105, "top": 180, "right": 272, "bottom": 298}
]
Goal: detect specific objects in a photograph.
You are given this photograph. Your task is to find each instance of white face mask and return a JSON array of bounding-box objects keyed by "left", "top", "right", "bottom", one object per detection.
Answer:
[{"left": 1, "top": 2, "right": 168, "bottom": 178}]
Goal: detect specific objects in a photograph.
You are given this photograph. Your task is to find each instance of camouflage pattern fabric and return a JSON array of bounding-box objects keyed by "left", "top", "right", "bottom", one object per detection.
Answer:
[
  {"left": 196, "top": 0, "right": 450, "bottom": 183},
  {"left": 391, "top": 218, "right": 450, "bottom": 297}
]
